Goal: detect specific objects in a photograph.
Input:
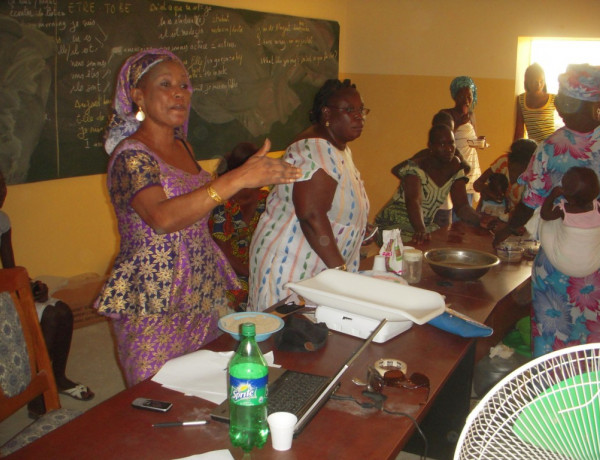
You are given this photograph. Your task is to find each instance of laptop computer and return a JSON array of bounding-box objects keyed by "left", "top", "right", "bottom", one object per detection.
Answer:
[{"left": 210, "top": 318, "right": 386, "bottom": 435}]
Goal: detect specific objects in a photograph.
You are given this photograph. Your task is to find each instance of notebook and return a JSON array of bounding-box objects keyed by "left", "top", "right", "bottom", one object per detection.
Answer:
[{"left": 210, "top": 319, "right": 386, "bottom": 435}]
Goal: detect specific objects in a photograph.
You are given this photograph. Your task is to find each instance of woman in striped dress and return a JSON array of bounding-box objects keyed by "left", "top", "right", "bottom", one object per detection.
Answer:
[
  {"left": 513, "top": 63, "right": 561, "bottom": 143},
  {"left": 248, "top": 79, "right": 370, "bottom": 310}
]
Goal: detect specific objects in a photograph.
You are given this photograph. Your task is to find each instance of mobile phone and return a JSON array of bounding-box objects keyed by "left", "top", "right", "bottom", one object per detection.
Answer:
[
  {"left": 131, "top": 398, "right": 173, "bottom": 412},
  {"left": 274, "top": 302, "right": 304, "bottom": 316}
]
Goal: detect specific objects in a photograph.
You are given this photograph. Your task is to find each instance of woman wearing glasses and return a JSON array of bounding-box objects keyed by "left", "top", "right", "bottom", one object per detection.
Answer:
[{"left": 248, "top": 79, "right": 370, "bottom": 310}]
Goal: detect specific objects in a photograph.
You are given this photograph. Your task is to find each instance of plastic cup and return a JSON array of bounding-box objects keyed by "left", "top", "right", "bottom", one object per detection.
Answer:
[
  {"left": 267, "top": 412, "right": 297, "bottom": 451},
  {"left": 372, "top": 255, "right": 386, "bottom": 272}
]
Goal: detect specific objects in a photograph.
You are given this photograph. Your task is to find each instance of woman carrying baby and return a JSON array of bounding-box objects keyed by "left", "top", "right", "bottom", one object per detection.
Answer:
[
  {"left": 494, "top": 64, "right": 600, "bottom": 357},
  {"left": 539, "top": 166, "right": 600, "bottom": 278}
]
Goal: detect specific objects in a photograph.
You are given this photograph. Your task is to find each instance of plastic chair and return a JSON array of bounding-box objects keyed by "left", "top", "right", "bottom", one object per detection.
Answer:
[{"left": 0, "top": 267, "right": 81, "bottom": 456}]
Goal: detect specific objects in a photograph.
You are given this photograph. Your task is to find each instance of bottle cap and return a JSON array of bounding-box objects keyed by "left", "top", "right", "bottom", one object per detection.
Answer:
[
  {"left": 241, "top": 322, "right": 256, "bottom": 337},
  {"left": 403, "top": 249, "right": 423, "bottom": 261}
]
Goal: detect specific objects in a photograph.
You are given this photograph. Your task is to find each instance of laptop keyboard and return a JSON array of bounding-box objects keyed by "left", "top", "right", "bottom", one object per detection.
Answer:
[{"left": 268, "top": 370, "right": 330, "bottom": 415}]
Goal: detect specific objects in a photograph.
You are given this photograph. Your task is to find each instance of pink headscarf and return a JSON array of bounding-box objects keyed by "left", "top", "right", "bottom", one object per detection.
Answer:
[
  {"left": 558, "top": 64, "right": 600, "bottom": 102},
  {"left": 104, "top": 48, "right": 192, "bottom": 155}
]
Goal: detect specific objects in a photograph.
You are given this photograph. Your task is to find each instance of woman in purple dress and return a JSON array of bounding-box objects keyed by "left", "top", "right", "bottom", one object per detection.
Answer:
[
  {"left": 95, "top": 49, "right": 300, "bottom": 386},
  {"left": 495, "top": 64, "right": 600, "bottom": 358}
]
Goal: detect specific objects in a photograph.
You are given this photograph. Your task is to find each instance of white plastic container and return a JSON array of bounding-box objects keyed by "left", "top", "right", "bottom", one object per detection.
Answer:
[
  {"left": 402, "top": 249, "right": 423, "bottom": 284},
  {"left": 315, "top": 305, "right": 413, "bottom": 343}
]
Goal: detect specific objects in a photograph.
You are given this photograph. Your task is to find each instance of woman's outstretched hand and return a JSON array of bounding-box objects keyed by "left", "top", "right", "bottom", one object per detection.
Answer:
[
  {"left": 233, "top": 139, "right": 302, "bottom": 188},
  {"left": 411, "top": 230, "right": 431, "bottom": 244}
]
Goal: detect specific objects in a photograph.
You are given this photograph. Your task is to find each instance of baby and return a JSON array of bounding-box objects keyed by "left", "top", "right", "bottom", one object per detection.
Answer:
[
  {"left": 539, "top": 166, "right": 600, "bottom": 277},
  {"left": 477, "top": 172, "right": 510, "bottom": 221}
]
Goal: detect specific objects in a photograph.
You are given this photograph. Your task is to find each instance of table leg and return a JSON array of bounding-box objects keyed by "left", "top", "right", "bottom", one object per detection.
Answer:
[{"left": 403, "top": 342, "right": 475, "bottom": 460}]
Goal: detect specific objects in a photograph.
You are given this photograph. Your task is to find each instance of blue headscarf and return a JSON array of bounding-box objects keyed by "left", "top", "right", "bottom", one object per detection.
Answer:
[{"left": 450, "top": 76, "right": 478, "bottom": 108}]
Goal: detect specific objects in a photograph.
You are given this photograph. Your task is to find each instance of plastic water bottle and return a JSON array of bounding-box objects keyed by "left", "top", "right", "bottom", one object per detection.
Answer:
[{"left": 229, "top": 323, "right": 269, "bottom": 452}]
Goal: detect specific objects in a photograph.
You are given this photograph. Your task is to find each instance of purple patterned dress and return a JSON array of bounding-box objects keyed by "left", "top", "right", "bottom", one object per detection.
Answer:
[
  {"left": 519, "top": 126, "right": 600, "bottom": 357},
  {"left": 95, "top": 139, "right": 239, "bottom": 386}
]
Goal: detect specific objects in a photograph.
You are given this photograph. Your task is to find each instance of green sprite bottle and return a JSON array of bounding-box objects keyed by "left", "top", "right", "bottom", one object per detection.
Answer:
[{"left": 229, "top": 323, "right": 269, "bottom": 452}]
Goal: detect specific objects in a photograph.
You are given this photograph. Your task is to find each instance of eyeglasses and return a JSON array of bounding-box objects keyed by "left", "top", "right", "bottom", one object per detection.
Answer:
[
  {"left": 327, "top": 105, "right": 370, "bottom": 118},
  {"left": 367, "top": 367, "right": 430, "bottom": 401}
]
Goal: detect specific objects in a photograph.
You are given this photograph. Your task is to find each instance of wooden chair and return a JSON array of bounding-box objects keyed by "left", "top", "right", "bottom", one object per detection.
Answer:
[{"left": 0, "top": 267, "right": 81, "bottom": 456}]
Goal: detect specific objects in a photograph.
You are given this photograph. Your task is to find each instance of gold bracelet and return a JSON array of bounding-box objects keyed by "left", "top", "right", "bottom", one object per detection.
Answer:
[
  {"left": 206, "top": 184, "right": 223, "bottom": 205},
  {"left": 332, "top": 264, "right": 347, "bottom": 271}
]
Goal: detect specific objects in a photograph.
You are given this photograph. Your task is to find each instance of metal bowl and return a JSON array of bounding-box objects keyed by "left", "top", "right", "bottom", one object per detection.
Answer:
[{"left": 424, "top": 248, "right": 500, "bottom": 281}]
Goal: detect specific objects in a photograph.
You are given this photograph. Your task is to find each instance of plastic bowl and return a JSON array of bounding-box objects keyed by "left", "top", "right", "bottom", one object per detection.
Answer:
[
  {"left": 496, "top": 243, "right": 524, "bottom": 263},
  {"left": 521, "top": 240, "right": 540, "bottom": 260},
  {"left": 467, "top": 138, "right": 486, "bottom": 149},
  {"left": 424, "top": 248, "right": 500, "bottom": 281},
  {"left": 218, "top": 312, "right": 284, "bottom": 342}
]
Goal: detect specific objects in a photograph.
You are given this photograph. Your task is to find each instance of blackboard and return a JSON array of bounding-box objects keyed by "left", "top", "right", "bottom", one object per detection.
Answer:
[{"left": 0, "top": 0, "right": 339, "bottom": 184}]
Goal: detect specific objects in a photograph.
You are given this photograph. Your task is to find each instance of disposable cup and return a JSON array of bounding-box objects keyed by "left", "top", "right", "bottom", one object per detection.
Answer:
[
  {"left": 372, "top": 255, "right": 386, "bottom": 272},
  {"left": 267, "top": 412, "right": 297, "bottom": 451}
]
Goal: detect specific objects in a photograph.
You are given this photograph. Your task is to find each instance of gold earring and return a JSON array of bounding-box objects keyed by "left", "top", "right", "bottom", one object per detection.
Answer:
[
  {"left": 597, "top": 108, "right": 600, "bottom": 120},
  {"left": 325, "top": 120, "right": 330, "bottom": 127},
  {"left": 135, "top": 107, "right": 145, "bottom": 122}
]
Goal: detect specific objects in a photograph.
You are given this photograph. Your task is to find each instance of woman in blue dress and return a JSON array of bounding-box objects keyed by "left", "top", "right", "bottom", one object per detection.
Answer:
[{"left": 495, "top": 64, "right": 600, "bottom": 357}]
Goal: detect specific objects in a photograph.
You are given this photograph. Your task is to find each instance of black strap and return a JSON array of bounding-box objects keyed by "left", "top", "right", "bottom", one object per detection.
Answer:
[{"left": 179, "top": 138, "right": 202, "bottom": 173}]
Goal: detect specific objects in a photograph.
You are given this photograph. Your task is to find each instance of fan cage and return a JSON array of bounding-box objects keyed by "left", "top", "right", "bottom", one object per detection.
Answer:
[{"left": 455, "top": 343, "right": 600, "bottom": 460}]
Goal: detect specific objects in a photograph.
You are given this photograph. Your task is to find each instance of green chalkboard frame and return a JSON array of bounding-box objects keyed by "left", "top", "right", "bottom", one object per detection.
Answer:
[{"left": 0, "top": 1, "right": 339, "bottom": 184}]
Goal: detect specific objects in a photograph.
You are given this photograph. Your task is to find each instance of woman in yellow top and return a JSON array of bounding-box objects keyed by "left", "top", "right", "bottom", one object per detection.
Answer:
[{"left": 513, "top": 63, "right": 560, "bottom": 142}]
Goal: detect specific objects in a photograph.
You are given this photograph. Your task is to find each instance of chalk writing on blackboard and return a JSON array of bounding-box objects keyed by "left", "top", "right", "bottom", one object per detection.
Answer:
[{"left": 0, "top": 0, "right": 339, "bottom": 184}]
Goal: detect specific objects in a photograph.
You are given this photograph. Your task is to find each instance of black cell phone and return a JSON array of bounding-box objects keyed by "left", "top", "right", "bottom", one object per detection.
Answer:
[
  {"left": 131, "top": 398, "right": 173, "bottom": 412},
  {"left": 275, "top": 302, "right": 304, "bottom": 315}
]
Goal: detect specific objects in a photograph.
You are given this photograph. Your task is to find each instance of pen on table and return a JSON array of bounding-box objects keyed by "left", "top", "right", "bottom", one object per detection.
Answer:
[{"left": 153, "top": 420, "right": 209, "bottom": 428}]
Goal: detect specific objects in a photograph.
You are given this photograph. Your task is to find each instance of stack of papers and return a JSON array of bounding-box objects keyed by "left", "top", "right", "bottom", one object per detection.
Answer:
[{"left": 152, "top": 349, "right": 275, "bottom": 404}]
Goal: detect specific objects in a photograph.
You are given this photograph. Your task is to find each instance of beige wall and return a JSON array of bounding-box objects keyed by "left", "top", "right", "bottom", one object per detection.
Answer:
[{"left": 6, "top": 0, "right": 600, "bottom": 278}]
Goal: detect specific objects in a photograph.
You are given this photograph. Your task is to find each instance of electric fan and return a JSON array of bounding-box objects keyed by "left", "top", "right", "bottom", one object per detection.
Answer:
[{"left": 455, "top": 343, "right": 600, "bottom": 460}]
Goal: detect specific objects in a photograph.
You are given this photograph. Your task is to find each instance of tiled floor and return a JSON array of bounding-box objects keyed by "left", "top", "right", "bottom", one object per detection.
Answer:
[{"left": 0, "top": 321, "right": 126, "bottom": 446}]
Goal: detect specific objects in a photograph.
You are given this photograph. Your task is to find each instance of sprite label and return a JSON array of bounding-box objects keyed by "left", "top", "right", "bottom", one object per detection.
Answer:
[{"left": 229, "top": 375, "right": 268, "bottom": 406}]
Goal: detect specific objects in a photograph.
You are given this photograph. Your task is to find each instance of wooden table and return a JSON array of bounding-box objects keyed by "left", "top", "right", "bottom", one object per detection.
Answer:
[
  {"left": 362, "top": 222, "right": 533, "bottom": 363},
  {"left": 10, "top": 223, "right": 532, "bottom": 460}
]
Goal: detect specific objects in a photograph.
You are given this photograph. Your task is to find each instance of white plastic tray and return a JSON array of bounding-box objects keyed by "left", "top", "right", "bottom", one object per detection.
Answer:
[{"left": 285, "top": 269, "right": 445, "bottom": 324}]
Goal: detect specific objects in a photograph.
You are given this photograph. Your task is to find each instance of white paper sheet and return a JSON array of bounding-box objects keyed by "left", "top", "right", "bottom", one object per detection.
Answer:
[
  {"left": 172, "top": 449, "right": 234, "bottom": 460},
  {"left": 152, "top": 349, "right": 275, "bottom": 404}
]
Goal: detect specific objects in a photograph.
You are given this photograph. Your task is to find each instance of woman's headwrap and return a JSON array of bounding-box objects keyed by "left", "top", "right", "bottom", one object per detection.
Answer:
[
  {"left": 450, "top": 76, "right": 478, "bottom": 108},
  {"left": 104, "top": 48, "right": 192, "bottom": 155},
  {"left": 558, "top": 64, "right": 600, "bottom": 102}
]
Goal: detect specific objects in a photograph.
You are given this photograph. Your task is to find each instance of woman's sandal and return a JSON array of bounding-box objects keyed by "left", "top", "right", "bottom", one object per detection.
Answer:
[{"left": 60, "top": 383, "right": 95, "bottom": 401}]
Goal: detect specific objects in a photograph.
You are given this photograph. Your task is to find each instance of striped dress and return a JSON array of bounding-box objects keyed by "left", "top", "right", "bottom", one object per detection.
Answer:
[
  {"left": 375, "top": 160, "right": 468, "bottom": 242},
  {"left": 248, "top": 138, "right": 369, "bottom": 310},
  {"left": 518, "top": 93, "right": 558, "bottom": 143}
]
